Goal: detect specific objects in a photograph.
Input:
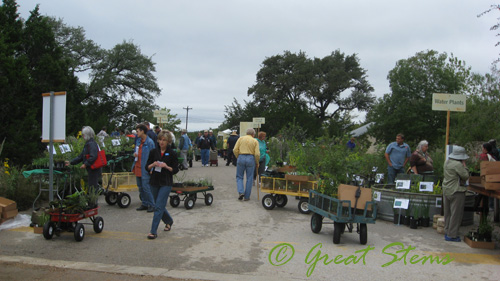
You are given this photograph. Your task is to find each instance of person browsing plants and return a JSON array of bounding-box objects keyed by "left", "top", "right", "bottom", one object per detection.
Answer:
[
  {"left": 233, "top": 128, "right": 260, "bottom": 201},
  {"left": 145, "top": 130, "right": 179, "bottom": 239},
  {"left": 384, "top": 133, "right": 411, "bottom": 183},
  {"left": 442, "top": 145, "right": 470, "bottom": 242},
  {"left": 132, "top": 123, "right": 156, "bottom": 212},
  {"left": 65, "top": 126, "right": 102, "bottom": 193}
]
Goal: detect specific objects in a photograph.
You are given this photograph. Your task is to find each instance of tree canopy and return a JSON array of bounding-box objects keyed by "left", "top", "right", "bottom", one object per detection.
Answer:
[
  {"left": 0, "top": 0, "right": 168, "bottom": 165},
  {"left": 367, "top": 50, "right": 475, "bottom": 148},
  {"left": 222, "top": 50, "right": 374, "bottom": 137}
]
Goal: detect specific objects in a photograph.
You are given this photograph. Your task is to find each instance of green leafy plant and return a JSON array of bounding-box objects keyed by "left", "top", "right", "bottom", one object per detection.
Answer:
[
  {"left": 421, "top": 200, "right": 430, "bottom": 219},
  {"left": 478, "top": 216, "right": 493, "bottom": 241}
]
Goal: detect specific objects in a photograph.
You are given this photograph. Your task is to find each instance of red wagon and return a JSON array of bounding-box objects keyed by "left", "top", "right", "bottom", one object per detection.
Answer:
[{"left": 43, "top": 207, "right": 104, "bottom": 242}]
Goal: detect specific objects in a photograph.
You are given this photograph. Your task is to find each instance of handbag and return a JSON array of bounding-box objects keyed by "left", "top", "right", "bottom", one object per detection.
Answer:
[{"left": 86, "top": 144, "right": 107, "bottom": 169}]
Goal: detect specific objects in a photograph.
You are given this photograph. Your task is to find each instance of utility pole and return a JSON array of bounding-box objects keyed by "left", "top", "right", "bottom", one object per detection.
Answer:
[{"left": 183, "top": 106, "right": 192, "bottom": 131}]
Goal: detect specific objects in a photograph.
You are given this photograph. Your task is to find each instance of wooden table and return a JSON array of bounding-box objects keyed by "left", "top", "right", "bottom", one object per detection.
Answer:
[{"left": 468, "top": 183, "right": 500, "bottom": 222}]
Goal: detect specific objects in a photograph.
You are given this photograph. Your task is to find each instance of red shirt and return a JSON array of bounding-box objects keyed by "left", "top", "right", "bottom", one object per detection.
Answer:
[{"left": 133, "top": 139, "right": 144, "bottom": 177}]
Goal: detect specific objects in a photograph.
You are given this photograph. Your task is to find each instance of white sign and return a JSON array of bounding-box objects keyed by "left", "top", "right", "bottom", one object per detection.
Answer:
[
  {"left": 253, "top": 117, "right": 265, "bottom": 124},
  {"left": 41, "top": 92, "right": 66, "bottom": 142},
  {"left": 375, "top": 173, "right": 384, "bottom": 184},
  {"left": 157, "top": 117, "right": 168, "bottom": 124},
  {"left": 373, "top": 191, "right": 381, "bottom": 202},
  {"left": 153, "top": 110, "right": 169, "bottom": 118},
  {"left": 395, "top": 180, "right": 411, "bottom": 190},
  {"left": 393, "top": 198, "right": 410, "bottom": 209},
  {"left": 432, "top": 93, "right": 466, "bottom": 112},
  {"left": 436, "top": 197, "right": 442, "bottom": 208},
  {"left": 111, "top": 139, "right": 121, "bottom": 146},
  {"left": 58, "top": 144, "right": 72, "bottom": 154},
  {"left": 419, "top": 182, "right": 434, "bottom": 192},
  {"left": 46, "top": 145, "right": 57, "bottom": 155}
]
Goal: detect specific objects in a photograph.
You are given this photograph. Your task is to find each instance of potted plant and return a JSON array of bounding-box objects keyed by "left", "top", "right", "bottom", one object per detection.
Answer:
[
  {"left": 478, "top": 216, "right": 493, "bottom": 242},
  {"left": 464, "top": 217, "right": 495, "bottom": 249},
  {"left": 34, "top": 211, "right": 50, "bottom": 234},
  {"left": 420, "top": 201, "right": 431, "bottom": 227},
  {"left": 410, "top": 204, "right": 419, "bottom": 229}
]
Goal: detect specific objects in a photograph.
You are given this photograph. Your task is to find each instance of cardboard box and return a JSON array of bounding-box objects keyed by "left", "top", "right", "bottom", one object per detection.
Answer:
[
  {"left": 2, "top": 209, "right": 18, "bottom": 219},
  {"left": 0, "top": 197, "right": 17, "bottom": 212},
  {"left": 0, "top": 217, "right": 13, "bottom": 224},
  {"left": 464, "top": 236, "right": 495, "bottom": 249},
  {"left": 277, "top": 166, "right": 296, "bottom": 173},
  {"left": 338, "top": 184, "right": 372, "bottom": 210},
  {"left": 481, "top": 177, "right": 500, "bottom": 190},
  {"left": 469, "top": 176, "right": 481, "bottom": 183},
  {"left": 480, "top": 161, "right": 500, "bottom": 176},
  {"left": 483, "top": 174, "right": 500, "bottom": 182},
  {"left": 285, "top": 174, "right": 310, "bottom": 182}
]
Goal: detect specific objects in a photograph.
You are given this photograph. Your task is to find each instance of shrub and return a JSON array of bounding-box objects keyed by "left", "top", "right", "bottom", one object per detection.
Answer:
[{"left": 0, "top": 161, "right": 38, "bottom": 211}]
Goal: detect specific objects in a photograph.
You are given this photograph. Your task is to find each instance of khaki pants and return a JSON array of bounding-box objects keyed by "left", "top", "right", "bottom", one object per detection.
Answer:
[{"left": 443, "top": 191, "right": 465, "bottom": 238}]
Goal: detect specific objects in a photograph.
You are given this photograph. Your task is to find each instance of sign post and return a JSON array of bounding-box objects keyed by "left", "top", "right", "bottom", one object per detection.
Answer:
[
  {"left": 431, "top": 93, "right": 466, "bottom": 153},
  {"left": 154, "top": 110, "right": 168, "bottom": 128},
  {"left": 42, "top": 91, "right": 67, "bottom": 201}
]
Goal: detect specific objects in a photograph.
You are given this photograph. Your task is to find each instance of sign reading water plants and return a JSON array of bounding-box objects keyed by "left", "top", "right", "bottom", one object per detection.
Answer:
[{"left": 432, "top": 93, "right": 466, "bottom": 112}]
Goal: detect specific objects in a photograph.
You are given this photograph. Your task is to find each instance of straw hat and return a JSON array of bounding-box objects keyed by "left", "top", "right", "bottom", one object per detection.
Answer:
[{"left": 230, "top": 130, "right": 238, "bottom": 136}]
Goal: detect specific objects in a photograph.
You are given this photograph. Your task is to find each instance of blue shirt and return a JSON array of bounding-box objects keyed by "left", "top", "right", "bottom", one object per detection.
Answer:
[
  {"left": 347, "top": 140, "right": 355, "bottom": 151},
  {"left": 385, "top": 142, "right": 411, "bottom": 169}
]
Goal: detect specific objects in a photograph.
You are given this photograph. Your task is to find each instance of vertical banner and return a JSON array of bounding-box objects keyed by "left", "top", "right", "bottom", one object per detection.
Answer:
[{"left": 42, "top": 92, "right": 67, "bottom": 143}]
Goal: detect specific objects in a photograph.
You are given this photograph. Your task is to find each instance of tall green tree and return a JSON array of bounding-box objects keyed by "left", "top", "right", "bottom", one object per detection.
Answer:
[
  {"left": 451, "top": 66, "right": 500, "bottom": 144},
  {"left": 0, "top": 1, "right": 77, "bottom": 165},
  {"left": 308, "top": 50, "right": 374, "bottom": 122},
  {"left": 367, "top": 50, "right": 475, "bottom": 147},
  {"left": 227, "top": 50, "right": 374, "bottom": 137}
]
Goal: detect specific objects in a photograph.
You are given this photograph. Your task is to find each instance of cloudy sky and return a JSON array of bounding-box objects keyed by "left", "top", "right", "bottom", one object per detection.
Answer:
[{"left": 18, "top": 1, "right": 499, "bottom": 132}]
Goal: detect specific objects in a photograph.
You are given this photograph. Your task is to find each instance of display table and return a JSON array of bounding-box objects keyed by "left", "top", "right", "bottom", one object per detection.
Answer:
[
  {"left": 467, "top": 183, "right": 500, "bottom": 222},
  {"left": 23, "top": 169, "right": 66, "bottom": 209}
]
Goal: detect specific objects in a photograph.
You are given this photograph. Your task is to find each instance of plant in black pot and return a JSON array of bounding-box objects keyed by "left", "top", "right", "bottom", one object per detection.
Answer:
[
  {"left": 404, "top": 208, "right": 411, "bottom": 226},
  {"left": 478, "top": 216, "right": 493, "bottom": 242},
  {"left": 392, "top": 198, "right": 401, "bottom": 224},
  {"left": 420, "top": 201, "right": 431, "bottom": 227},
  {"left": 410, "top": 204, "right": 419, "bottom": 229}
]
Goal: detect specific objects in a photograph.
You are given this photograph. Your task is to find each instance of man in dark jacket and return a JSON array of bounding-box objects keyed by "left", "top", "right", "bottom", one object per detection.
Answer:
[
  {"left": 198, "top": 130, "right": 215, "bottom": 167},
  {"left": 226, "top": 130, "right": 239, "bottom": 166},
  {"left": 145, "top": 122, "right": 158, "bottom": 145}
]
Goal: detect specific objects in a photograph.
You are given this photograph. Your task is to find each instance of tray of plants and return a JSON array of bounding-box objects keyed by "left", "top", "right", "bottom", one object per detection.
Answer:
[{"left": 43, "top": 189, "right": 104, "bottom": 242}]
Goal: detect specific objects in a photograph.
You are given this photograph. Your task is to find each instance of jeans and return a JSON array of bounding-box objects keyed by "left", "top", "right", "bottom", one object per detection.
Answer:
[
  {"left": 180, "top": 149, "right": 188, "bottom": 169},
  {"left": 236, "top": 155, "right": 255, "bottom": 199},
  {"left": 136, "top": 176, "right": 154, "bottom": 207},
  {"left": 387, "top": 166, "right": 405, "bottom": 184},
  {"left": 201, "top": 149, "right": 210, "bottom": 165},
  {"left": 150, "top": 185, "right": 173, "bottom": 235}
]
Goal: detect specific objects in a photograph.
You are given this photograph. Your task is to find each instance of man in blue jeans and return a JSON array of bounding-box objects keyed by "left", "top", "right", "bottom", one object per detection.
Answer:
[
  {"left": 132, "top": 123, "right": 156, "bottom": 212},
  {"left": 233, "top": 128, "right": 260, "bottom": 201},
  {"left": 384, "top": 133, "right": 411, "bottom": 184},
  {"left": 198, "top": 130, "right": 215, "bottom": 167}
]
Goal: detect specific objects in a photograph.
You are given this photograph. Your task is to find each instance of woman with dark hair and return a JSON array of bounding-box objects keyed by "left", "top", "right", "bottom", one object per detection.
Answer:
[
  {"left": 479, "top": 142, "right": 497, "bottom": 162},
  {"left": 488, "top": 139, "right": 499, "bottom": 161},
  {"left": 145, "top": 130, "right": 179, "bottom": 239},
  {"left": 65, "top": 126, "right": 101, "bottom": 191}
]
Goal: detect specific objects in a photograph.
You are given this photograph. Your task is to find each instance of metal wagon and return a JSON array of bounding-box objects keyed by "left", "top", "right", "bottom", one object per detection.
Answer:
[{"left": 308, "top": 189, "right": 377, "bottom": 245}]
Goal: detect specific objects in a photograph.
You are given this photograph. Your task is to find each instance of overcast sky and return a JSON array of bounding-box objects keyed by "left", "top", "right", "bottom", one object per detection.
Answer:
[{"left": 18, "top": 1, "right": 499, "bottom": 132}]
